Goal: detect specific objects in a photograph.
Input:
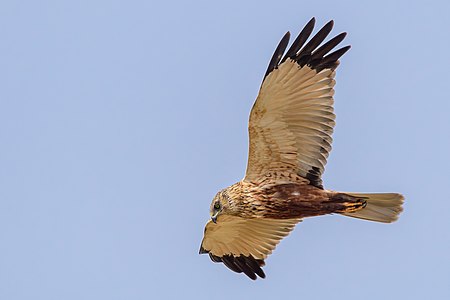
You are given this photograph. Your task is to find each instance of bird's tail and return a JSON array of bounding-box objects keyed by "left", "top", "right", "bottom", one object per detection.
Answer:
[{"left": 340, "top": 192, "right": 404, "bottom": 223}]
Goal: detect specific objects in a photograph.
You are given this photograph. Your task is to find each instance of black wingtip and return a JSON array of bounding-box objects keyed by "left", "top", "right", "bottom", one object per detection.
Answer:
[
  {"left": 205, "top": 253, "right": 266, "bottom": 280},
  {"left": 263, "top": 18, "right": 350, "bottom": 80},
  {"left": 308, "top": 32, "right": 347, "bottom": 69},
  {"left": 305, "top": 17, "right": 317, "bottom": 32},
  {"left": 314, "top": 45, "right": 351, "bottom": 72},
  {"left": 264, "top": 31, "right": 290, "bottom": 78},
  {"left": 199, "top": 245, "right": 208, "bottom": 254},
  {"left": 281, "top": 17, "right": 316, "bottom": 63},
  {"left": 327, "top": 19, "right": 334, "bottom": 28},
  {"left": 296, "top": 19, "right": 335, "bottom": 65}
]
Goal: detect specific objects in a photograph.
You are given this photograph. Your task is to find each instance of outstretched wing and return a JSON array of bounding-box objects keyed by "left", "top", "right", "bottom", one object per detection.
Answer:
[
  {"left": 244, "top": 18, "right": 350, "bottom": 188},
  {"left": 199, "top": 215, "right": 301, "bottom": 280}
]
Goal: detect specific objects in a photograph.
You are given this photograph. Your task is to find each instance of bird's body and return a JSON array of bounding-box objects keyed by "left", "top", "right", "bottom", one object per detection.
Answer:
[
  {"left": 199, "top": 18, "right": 404, "bottom": 280},
  {"left": 213, "top": 179, "right": 365, "bottom": 220}
]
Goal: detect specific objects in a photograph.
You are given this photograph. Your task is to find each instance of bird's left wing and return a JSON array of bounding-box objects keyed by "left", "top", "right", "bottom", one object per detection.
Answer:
[
  {"left": 244, "top": 18, "right": 350, "bottom": 188},
  {"left": 199, "top": 215, "right": 301, "bottom": 279}
]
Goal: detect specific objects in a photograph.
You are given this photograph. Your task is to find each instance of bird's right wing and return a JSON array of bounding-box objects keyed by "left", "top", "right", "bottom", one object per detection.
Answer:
[{"left": 199, "top": 215, "right": 301, "bottom": 280}]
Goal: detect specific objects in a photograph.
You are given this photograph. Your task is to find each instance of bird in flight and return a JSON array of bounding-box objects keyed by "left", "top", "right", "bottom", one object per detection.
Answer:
[{"left": 199, "top": 18, "right": 404, "bottom": 280}]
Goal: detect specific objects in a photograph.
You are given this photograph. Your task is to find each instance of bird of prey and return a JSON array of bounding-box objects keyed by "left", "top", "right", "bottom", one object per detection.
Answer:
[{"left": 199, "top": 18, "right": 404, "bottom": 280}]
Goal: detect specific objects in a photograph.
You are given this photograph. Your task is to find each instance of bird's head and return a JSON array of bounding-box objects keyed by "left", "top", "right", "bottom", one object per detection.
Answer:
[{"left": 209, "top": 190, "right": 233, "bottom": 223}]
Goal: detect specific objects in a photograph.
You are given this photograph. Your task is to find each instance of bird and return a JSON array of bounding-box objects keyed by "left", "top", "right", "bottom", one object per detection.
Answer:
[{"left": 199, "top": 18, "right": 404, "bottom": 280}]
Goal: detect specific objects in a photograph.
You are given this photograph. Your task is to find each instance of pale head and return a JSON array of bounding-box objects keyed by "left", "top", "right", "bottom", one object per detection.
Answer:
[{"left": 209, "top": 189, "right": 234, "bottom": 223}]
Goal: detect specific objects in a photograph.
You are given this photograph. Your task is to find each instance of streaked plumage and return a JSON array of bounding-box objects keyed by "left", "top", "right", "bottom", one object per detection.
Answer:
[{"left": 199, "top": 18, "right": 404, "bottom": 280}]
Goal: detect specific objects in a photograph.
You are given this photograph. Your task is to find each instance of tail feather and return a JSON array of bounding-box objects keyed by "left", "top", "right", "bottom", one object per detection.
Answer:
[{"left": 340, "top": 193, "right": 404, "bottom": 223}]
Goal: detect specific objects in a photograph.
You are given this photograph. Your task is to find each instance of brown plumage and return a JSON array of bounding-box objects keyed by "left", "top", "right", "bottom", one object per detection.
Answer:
[{"left": 199, "top": 18, "right": 404, "bottom": 280}]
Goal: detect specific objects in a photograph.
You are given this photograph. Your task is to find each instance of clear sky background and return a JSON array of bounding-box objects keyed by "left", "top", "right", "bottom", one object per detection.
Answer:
[{"left": 1, "top": 1, "right": 449, "bottom": 299}]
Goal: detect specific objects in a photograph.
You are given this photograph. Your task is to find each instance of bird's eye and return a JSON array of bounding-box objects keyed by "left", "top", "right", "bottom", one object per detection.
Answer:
[{"left": 214, "top": 203, "right": 221, "bottom": 210}]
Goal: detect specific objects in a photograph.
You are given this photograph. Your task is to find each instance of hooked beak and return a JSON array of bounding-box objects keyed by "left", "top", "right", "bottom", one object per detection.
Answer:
[{"left": 211, "top": 212, "right": 218, "bottom": 223}]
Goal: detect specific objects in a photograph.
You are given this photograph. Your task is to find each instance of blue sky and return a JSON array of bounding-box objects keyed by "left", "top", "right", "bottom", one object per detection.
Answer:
[{"left": 1, "top": 1, "right": 449, "bottom": 299}]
